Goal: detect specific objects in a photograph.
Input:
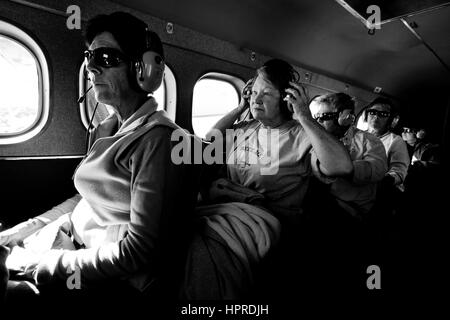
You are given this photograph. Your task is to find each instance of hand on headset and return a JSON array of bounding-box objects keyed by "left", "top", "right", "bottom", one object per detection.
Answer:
[
  {"left": 284, "top": 81, "right": 310, "bottom": 120},
  {"left": 338, "top": 109, "right": 355, "bottom": 127},
  {"left": 238, "top": 78, "right": 254, "bottom": 114}
]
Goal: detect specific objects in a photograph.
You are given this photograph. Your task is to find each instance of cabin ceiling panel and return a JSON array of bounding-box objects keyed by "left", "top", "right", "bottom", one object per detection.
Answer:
[{"left": 111, "top": 0, "right": 450, "bottom": 105}]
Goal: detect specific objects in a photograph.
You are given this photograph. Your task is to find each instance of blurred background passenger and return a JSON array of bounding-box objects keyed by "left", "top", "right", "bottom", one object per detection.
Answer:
[
  {"left": 309, "top": 92, "right": 387, "bottom": 220},
  {"left": 365, "top": 97, "right": 410, "bottom": 190},
  {"left": 402, "top": 127, "right": 440, "bottom": 169}
]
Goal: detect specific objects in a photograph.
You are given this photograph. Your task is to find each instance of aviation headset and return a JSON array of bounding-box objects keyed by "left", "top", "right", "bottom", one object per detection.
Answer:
[
  {"left": 83, "top": 12, "right": 165, "bottom": 152},
  {"left": 133, "top": 26, "right": 165, "bottom": 93},
  {"left": 363, "top": 97, "right": 400, "bottom": 129},
  {"left": 85, "top": 12, "right": 165, "bottom": 94}
]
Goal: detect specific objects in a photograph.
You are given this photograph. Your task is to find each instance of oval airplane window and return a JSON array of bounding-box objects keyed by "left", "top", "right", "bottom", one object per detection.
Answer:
[
  {"left": 192, "top": 74, "right": 242, "bottom": 138},
  {"left": 0, "top": 20, "right": 49, "bottom": 144},
  {"left": 79, "top": 63, "right": 176, "bottom": 128}
]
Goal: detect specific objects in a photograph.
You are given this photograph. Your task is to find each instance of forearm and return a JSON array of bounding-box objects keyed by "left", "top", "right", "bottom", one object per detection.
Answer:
[
  {"left": 298, "top": 115, "right": 353, "bottom": 176},
  {"left": 387, "top": 138, "right": 410, "bottom": 185},
  {"left": 206, "top": 105, "right": 245, "bottom": 140},
  {"left": 387, "top": 162, "right": 408, "bottom": 185}
]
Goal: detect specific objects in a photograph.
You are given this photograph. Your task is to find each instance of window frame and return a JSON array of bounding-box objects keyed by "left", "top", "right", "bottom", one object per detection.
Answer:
[
  {"left": 0, "top": 19, "right": 50, "bottom": 145},
  {"left": 191, "top": 72, "right": 244, "bottom": 137},
  {"left": 78, "top": 62, "right": 177, "bottom": 128}
]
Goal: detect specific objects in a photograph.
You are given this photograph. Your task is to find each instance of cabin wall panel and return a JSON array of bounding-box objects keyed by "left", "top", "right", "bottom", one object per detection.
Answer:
[
  {"left": 1, "top": 1, "right": 86, "bottom": 157},
  {"left": 0, "top": 158, "right": 79, "bottom": 227},
  {"left": 0, "top": 0, "right": 388, "bottom": 225}
]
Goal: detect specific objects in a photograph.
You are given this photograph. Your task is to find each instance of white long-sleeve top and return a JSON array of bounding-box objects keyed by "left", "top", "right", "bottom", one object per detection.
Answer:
[{"left": 34, "top": 98, "right": 192, "bottom": 291}]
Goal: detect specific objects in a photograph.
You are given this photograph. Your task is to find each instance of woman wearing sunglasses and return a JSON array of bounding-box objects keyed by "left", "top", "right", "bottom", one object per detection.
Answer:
[
  {"left": 1, "top": 12, "right": 195, "bottom": 305},
  {"left": 365, "top": 97, "right": 410, "bottom": 190}
]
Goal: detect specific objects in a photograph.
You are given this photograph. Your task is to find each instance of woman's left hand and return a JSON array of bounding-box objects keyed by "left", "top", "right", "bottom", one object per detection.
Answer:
[
  {"left": 284, "top": 81, "right": 311, "bottom": 120},
  {"left": 5, "top": 246, "right": 40, "bottom": 280}
]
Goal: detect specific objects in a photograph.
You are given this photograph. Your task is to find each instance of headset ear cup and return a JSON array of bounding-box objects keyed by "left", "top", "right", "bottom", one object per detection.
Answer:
[
  {"left": 390, "top": 115, "right": 400, "bottom": 129},
  {"left": 338, "top": 109, "right": 355, "bottom": 126}
]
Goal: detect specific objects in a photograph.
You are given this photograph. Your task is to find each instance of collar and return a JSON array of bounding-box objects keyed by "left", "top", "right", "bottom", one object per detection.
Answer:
[
  {"left": 377, "top": 131, "right": 391, "bottom": 139},
  {"left": 116, "top": 97, "right": 158, "bottom": 135},
  {"left": 260, "top": 119, "right": 297, "bottom": 134}
]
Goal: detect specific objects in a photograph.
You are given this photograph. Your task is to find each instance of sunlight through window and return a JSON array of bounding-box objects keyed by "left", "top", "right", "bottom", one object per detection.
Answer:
[
  {"left": 0, "top": 35, "right": 39, "bottom": 134},
  {"left": 192, "top": 78, "right": 239, "bottom": 138}
]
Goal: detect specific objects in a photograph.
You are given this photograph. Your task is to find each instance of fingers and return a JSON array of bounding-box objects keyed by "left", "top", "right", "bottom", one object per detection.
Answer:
[
  {"left": 284, "top": 87, "right": 308, "bottom": 108},
  {"left": 242, "top": 78, "right": 254, "bottom": 97},
  {"left": 285, "top": 82, "right": 308, "bottom": 101},
  {"left": 283, "top": 94, "right": 297, "bottom": 106},
  {"left": 286, "top": 101, "right": 294, "bottom": 113}
]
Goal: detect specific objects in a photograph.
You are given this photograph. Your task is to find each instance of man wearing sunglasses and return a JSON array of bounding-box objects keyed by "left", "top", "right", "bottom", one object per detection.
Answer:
[
  {"left": 309, "top": 93, "right": 387, "bottom": 220},
  {"left": 365, "top": 97, "right": 410, "bottom": 190},
  {"left": 1, "top": 12, "right": 196, "bottom": 306},
  {"left": 304, "top": 93, "right": 387, "bottom": 292}
]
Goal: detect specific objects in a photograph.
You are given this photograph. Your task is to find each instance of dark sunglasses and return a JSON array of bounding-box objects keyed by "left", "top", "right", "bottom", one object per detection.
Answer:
[
  {"left": 84, "top": 47, "right": 129, "bottom": 68},
  {"left": 313, "top": 112, "right": 339, "bottom": 122},
  {"left": 367, "top": 109, "right": 390, "bottom": 118},
  {"left": 403, "top": 127, "right": 417, "bottom": 133}
]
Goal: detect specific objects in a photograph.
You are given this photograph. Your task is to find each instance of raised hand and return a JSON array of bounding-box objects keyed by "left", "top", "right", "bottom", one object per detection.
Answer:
[
  {"left": 238, "top": 78, "right": 254, "bottom": 114},
  {"left": 283, "top": 81, "right": 311, "bottom": 120}
]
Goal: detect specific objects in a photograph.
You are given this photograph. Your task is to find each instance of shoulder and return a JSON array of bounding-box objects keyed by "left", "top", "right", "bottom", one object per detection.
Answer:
[
  {"left": 355, "top": 128, "right": 382, "bottom": 144},
  {"left": 380, "top": 132, "right": 405, "bottom": 149},
  {"left": 389, "top": 133, "right": 408, "bottom": 150},
  {"left": 390, "top": 132, "right": 404, "bottom": 143},
  {"left": 353, "top": 127, "right": 370, "bottom": 139},
  {"left": 131, "top": 112, "right": 185, "bottom": 150},
  {"left": 352, "top": 128, "right": 386, "bottom": 155}
]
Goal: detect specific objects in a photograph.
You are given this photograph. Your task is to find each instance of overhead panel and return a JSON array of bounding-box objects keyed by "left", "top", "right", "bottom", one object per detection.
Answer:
[{"left": 335, "top": 0, "right": 450, "bottom": 26}]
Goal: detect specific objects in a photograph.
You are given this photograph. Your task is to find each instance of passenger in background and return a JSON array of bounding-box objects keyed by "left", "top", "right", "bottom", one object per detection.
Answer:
[
  {"left": 188, "top": 59, "right": 353, "bottom": 299},
  {"left": 401, "top": 126, "right": 441, "bottom": 212},
  {"left": 307, "top": 93, "right": 387, "bottom": 294},
  {"left": 0, "top": 12, "right": 195, "bottom": 308},
  {"left": 309, "top": 93, "right": 387, "bottom": 219},
  {"left": 205, "top": 59, "right": 353, "bottom": 223},
  {"left": 364, "top": 97, "right": 410, "bottom": 190},
  {"left": 402, "top": 127, "right": 440, "bottom": 169}
]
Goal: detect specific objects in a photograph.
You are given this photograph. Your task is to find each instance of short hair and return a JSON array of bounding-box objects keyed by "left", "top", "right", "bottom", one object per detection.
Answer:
[
  {"left": 364, "top": 97, "right": 399, "bottom": 123},
  {"left": 256, "top": 59, "right": 300, "bottom": 120},
  {"left": 313, "top": 92, "right": 355, "bottom": 113},
  {"left": 84, "top": 12, "right": 164, "bottom": 61},
  {"left": 367, "top": 97, "right": 397, "bottom": 115}
]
